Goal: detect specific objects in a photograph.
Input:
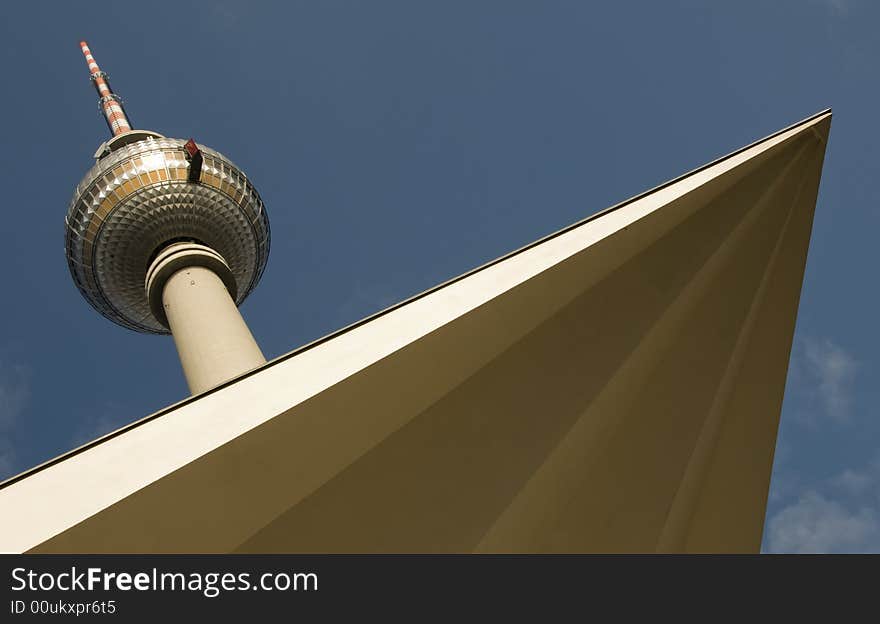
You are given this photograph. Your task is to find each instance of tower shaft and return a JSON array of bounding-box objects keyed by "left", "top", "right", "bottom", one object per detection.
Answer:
[
  {"left": 147, "top": 243, "right": 266, "bottom": 394},
  {"left": 164, "top": 266, "right": 265, "bottom": 394}
]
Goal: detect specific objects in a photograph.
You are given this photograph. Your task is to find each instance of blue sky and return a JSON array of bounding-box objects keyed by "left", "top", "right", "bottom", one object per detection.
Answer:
[{"left": 0, "top": 1, "right": 876, "bottom": 553}]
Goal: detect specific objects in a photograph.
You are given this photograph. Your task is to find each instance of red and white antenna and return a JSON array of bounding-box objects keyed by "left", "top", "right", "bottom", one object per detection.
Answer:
[{"left": 79, "top": 41, "right": 132, "bottom": 136}]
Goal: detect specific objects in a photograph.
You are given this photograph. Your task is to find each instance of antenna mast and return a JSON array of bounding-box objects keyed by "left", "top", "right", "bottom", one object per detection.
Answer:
[{"left": 79, "top": 41, "right": 132, "bottom": 136}]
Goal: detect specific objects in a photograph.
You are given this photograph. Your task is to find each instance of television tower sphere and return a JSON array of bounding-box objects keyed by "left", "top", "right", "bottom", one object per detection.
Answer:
[
  {"left": 66, "top": 41, "right": 270, "bottom": 393},
  {"left": 65, "top": 133, "right": 270, "bottom": 333}
]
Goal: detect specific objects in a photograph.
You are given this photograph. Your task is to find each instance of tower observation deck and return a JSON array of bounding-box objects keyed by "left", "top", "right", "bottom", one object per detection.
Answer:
[{"left": 65, "top": 41, "right": 271, "bottom": 393}]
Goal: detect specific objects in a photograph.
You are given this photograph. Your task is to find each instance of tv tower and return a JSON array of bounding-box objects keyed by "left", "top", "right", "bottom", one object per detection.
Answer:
[{"left": 65, "top": 42, "right": 271, "bottom": 394}]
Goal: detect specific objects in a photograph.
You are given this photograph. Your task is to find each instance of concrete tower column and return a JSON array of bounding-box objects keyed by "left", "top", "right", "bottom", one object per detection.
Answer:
[{"left": 146, "top": 242, "right": 266, "bottom": 394}]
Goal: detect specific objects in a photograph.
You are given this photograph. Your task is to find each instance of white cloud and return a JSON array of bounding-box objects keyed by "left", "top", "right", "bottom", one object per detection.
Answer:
[
  {"left": 765, "top": 491, "right": 878, "bottom": 553},
  {"left": 765, "top": 458, "right": 880, "bottom": 553},
  {"left": 768, "top": 336, "right": 871, "bottom": 551},
  {"left": 800, "top": 337, "right": 858, "bottom": 423},
  {"left": 832, "top": 468, "right": 875, "bottom": 496}
]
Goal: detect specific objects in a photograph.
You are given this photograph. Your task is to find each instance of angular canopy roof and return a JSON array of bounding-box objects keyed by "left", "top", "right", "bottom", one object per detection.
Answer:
[{"left": 0, "top": 110, "right": 831, "bottom": 553}]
